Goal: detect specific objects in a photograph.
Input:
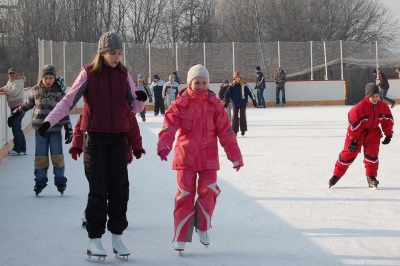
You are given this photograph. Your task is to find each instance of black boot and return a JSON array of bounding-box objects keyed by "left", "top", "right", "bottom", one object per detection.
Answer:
[
  {"left": 329, "top": 175, "right": 341, "bottom": 188},
  {"left": 34, "top": 185, "right": 44, "bottom": 196},
  {"left": 367, "top": 176, "right": 379, "bottom": 188},
  {"left": 57, "top": 184, "right": 66, "bottom": 195}
]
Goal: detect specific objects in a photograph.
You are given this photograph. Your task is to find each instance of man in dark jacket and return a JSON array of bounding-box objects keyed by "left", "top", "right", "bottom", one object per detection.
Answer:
[
  {"left": 254, "top": 66, "right": 266, "bottom": 108},
  {"left": 275, "top": 67, "right": 286, "bottom": 107},
  {"left": 377, "top": 66, "right": 397, "bottom": 108}
]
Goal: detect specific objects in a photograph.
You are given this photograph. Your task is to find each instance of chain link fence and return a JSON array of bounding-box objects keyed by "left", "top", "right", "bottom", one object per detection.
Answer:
[{"left": 38, "top": 39, "right": 400, "bottom": 86}]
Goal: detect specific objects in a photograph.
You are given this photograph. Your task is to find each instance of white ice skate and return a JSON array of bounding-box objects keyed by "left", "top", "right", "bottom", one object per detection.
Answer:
[
  {"left": 87, "top": 238, "right": 107, "bottom": 262},
  {"left": 112, "top": 234, "right": 130, "bottom": 260},
  {"left": 174, "top": 241, "right": 186, "bottom": 255},
  {"left": 196, "top": 229, "right": 210, "bottom": 248}
]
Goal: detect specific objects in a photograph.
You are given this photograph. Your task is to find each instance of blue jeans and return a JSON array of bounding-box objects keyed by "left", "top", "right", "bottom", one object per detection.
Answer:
[
  {"left": 276, "top": 87, "right": 286, "bottom": 105},
  {"left": 379, "top": 89, "right": 395, "bottom": 105},
  {"left": 10, "top": 109, "right": 26, "bottom": 153},
  {"left": 34, "top": 131, "right": 67, "bottom": 187},
  {"left": 256, "top": 88, "right": 265, "bottom": 107}
]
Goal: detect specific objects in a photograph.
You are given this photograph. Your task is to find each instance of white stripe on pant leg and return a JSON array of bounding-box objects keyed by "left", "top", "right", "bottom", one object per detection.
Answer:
[{"left": 174, "top": 212, "right": 195, "bottom": 242}]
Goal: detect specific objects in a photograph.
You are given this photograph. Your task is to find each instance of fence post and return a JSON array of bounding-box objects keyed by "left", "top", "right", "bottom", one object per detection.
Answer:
[
  {"left": 148, "top": 43, "right": 152, "bottom": 84},
  {"left": 232, "top": 42, "right": 235, "bottom": 73},
  {"left": 310, "top": 41, "right": 314, "bottom": 81},
  {"left": 63, "top": 41, "right": 66, "bottom": 80},
  {"left": 80, "top": 42, "right": 83, "bottom": 68},
  {"left": 203, "top": 42, "right": 206, "bottom": 67},
  {"left": 340, "top": 40, "right": 344, "bottom": 80},
  {"left": 50, "top": 41, "right": 53, "bottom": 65},
  {"left": 175, "top": 43, "right": 178, "bottom": 72},
  {"left": 375, "top": 41, "right": 379, "bottom": 69},
  {"left": 324, "top": 41, "right": 328, "bottom": 80},
  {"left": 123, "top": 43, "right": 126, "bottom": 65},
  {"left": 277, "top": 41, "right": 281, "bottom": 68}
]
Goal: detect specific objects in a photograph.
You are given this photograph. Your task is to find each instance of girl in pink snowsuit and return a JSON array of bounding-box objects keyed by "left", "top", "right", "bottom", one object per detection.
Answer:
[{"left": 157, "top": 64, "right": 244, "bottom": 252}]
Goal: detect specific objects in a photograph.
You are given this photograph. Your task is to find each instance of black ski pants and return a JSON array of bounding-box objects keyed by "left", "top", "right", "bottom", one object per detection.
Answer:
[{"left": 84, "top": 132, "right": 129, "bottom": 238}]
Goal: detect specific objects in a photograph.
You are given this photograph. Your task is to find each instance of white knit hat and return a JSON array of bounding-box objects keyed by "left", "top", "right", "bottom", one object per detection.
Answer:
[{"left": 186, "top": 64, "right": 209, "bottom": 85}]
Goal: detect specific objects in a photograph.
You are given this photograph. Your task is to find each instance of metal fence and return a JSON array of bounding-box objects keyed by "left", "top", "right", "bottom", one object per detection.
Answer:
[{"left": 38, "top": 39, "right": 400, "bottom": 86}]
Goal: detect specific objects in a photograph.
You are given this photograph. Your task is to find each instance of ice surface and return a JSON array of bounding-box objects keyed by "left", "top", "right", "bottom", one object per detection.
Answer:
[{"left": 1, "top": 105, "right": 399, "bottom": 266}]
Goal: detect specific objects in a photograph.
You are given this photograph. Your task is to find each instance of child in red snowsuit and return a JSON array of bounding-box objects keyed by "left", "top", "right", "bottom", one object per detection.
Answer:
[
  {"left": 157, "top": 64, "right": 244, "bottom": 252},
  {"left": 329, "top": 83, "right": 394, "bottom": 188}
]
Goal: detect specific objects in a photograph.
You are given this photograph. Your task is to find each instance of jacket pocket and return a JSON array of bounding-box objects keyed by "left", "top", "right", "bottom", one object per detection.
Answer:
[
  {"left": 180, "top": 112, "right": 194, "bottom": 130},
  {"left": 206, "top": 111, "right": 215, "bottom": 131}
]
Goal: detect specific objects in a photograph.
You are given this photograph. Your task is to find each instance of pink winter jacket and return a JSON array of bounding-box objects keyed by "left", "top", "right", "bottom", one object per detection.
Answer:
[{"left": 157, "top": 87, "right": 243, "bottom": 171}]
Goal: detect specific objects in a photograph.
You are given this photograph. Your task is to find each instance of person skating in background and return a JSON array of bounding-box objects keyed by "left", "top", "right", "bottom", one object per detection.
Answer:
[
  {"left": 7, "top": 65, "right": 72, "bottom": 196},
  {"left": 377, "top": 66, "right": 397, "bottom": 108},
  {"left": 157, "top": 64, "right": 243, "bottom": 253},
  {"left": 173, "top": 71, "right": 180, "bottom": 84},
  {"left": 223, "top": 71, "right": 257, "bottom": 137},
  {"left": 329, "top": 83, "right": 394, "bottom": 189},
  {"left": 70, "top": 109, "right": 145, "bottom": 229},
  {"left": 0, "top": 68, "right": 27, "bottom": 155},
  {"left": 37, "top": 32, "right": 147, "bottom": 261},
  {"left": 274, "top": 67, "right": 287, "bottom": 107},
  {"left": 150, "top": 74, "right": 166, "bottom": 116},
  {"left": 136, "top": 74, "right": 153, "bottom": 122},
  {"left": 254, "top": 66, "right": 266, "bottom": 108},
  {"left": 162, "top": 74, "right": 179, "bottom": 109},
  {"left": 396, "top": 68, "right": 400, "bottom": 78},
  {"left": 218, "top": 79, "right": 232, "bottom": 123}
]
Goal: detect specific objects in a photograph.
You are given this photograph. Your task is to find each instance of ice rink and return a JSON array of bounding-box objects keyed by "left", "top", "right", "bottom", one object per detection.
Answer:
[{"left": 1, "top": 105, "right": 400, "bottom": 266}]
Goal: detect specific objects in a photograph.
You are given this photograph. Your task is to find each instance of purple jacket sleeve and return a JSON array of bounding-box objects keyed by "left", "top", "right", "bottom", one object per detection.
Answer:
[{"left": 45, "top": 69, "right": 88, "bottom": 127}]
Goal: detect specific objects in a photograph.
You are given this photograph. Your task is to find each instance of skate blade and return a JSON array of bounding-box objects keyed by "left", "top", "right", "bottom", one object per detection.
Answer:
[
  {"left": 86, "top": 255, "right": 106, "bottom": 263},
  {"left": 113, "top": 249, "right": 129, "bottom": 260}
]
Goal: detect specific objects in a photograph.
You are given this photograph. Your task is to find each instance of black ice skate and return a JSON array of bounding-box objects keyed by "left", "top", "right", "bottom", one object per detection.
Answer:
[
  {"left": 329, "top": 175, "right": 341, "bottom": 188},
  {"left": 57, "top": 184, "right": 66, "bottom": 195},
  {"left": 34, "top": 185, "right": 44, "bottom": 196},
  {"left": 367, "top": 176, "right": 379, "bottom": 189}
]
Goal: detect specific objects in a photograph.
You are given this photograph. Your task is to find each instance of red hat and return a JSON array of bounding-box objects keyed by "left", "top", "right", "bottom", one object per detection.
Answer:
[{"left": 233, "top": 71, "right": 241, "bottom": 78}]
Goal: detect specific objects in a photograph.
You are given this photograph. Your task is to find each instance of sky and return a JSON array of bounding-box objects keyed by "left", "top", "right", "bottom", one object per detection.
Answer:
[{"left": 1, "top": 106, "right": 400, "bottom": 266}]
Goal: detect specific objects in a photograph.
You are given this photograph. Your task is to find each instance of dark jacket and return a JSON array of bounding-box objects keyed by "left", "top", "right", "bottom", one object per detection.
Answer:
[
  {"left": 218, "top": 84, "right": 229, "bottom": 101},
  {"left": 224, "top": 82, "right": 255, "bottom": 107},
  {"left": 377, "top": 71, "right": 390, "bottom": 90},
  {"left": 275, "top": 71, "right": 286, "bottom": 88},
  {"left": 255, "top": 71, "right": 265, "bottom": 89}
]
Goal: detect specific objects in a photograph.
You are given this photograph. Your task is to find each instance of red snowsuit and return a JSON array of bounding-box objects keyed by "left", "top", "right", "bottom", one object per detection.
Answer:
[
  {"left": 333, "top": 97, "right": 394, "bottom": 178},
  {"left": 157, "top": 87, "right": 243, "bottom": 242}
]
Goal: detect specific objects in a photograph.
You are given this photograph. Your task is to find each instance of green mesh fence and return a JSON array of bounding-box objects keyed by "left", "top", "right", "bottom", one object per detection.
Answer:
[{"left": 38, "top": 39, "right": 397, "bottom": 86}]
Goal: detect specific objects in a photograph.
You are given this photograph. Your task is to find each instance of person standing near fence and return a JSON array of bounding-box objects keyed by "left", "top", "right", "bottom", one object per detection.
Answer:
[
  {"left": 173, "top": 71, "right": 180, "bottom": 84},
  {"left": 219, "top": 79, "right": 232, "bottom": 123},
  {"left": 377, "top": 66, "right": 397, "bottom": 108},
  {"left": 37, "top": 32, "right": 147, "bottom": 261},
  {"left": 163, "top": 74, "right": 179, "bottom": 108},
  {"left": 329, "top": 83, "right": 394, "bottom": 189},
  {"left": 0, "top": 68, "right": 27, "bottom": 155},
  {"left": 255, "top": 66, "right": 266, "bottom": 108},
  {"left": 157, "top": 64, "right": 243, "bottom": 252},
  {"left": 223, "top": 71, "right": 257, "bottom": 137},
  {"left": 136, "top": 74, "right": 152, "bottom": 122},
  {"left": 274, "top": 67, "right": 287, "bottom": 107},
  {"left": 151, "top": 74, "right": 166, "bottom": 116}
]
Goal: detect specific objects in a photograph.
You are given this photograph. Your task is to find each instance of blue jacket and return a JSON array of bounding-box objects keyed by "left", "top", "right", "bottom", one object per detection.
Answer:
[{"left": 224, "top": 82, "right": 254, "bottom": 107}]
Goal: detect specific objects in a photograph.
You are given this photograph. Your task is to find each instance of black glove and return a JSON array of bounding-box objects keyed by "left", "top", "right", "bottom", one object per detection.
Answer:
[
  {"left": 7, "top": 110, "right": 21, "bottom": 128},
  {"left": 252, "top": 100, "right": 257, "bottom": 107},
  {"left": 347, "top": 140, "right": 358, "bottom": 152},
  {"left": 223, "top": 100, "right": 229, "bottom": 108},
  {"left": 38, "top": 121, "right": 51, "bottom": 137},
  {"left": 135, "top": 90, "right": 148, "bottom": 102},
  {"left": 64, "top": 124, "right": 73, "bottom": 144},
  {"left": 382, "top": 136, "right": 392, "bottom": 145},
  {"left": 133, "top": 149, "right": 146, "bottom": 159}
]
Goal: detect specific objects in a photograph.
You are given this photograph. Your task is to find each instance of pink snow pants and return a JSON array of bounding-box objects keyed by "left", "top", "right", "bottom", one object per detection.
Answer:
[{"left": 173, "top": 169, "right": 221, "bottom": 242}]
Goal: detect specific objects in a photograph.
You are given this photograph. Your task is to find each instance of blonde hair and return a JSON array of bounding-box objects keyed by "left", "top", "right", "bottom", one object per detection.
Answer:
[{"left": 90, "top": 53, "right": 129, "bottom": 76}]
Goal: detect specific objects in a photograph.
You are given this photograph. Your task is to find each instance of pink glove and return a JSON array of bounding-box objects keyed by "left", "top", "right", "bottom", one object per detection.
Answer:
[
  {"left": 233, "top": 165, "right": 242, "bottom": 171},
  {"left": 158, "top": 149, "right": 169, "bottom": 161}
]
